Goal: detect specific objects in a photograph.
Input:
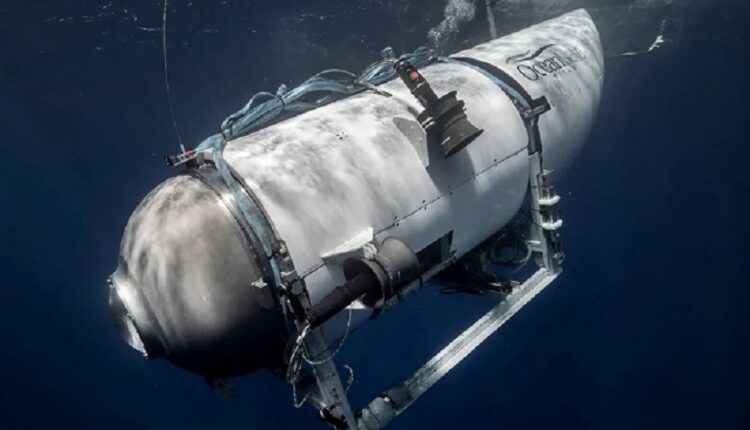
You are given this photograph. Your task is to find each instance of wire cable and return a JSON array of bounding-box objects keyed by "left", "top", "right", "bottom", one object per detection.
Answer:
[
  {"left": 302, "top": 307, "right": 353, "bottom": 366},
  {"left": 284, "top": 308, "right": 355, "bottom": 408},
  {"left": 162, "top": 0, "right": 185, "bottom": 152}
]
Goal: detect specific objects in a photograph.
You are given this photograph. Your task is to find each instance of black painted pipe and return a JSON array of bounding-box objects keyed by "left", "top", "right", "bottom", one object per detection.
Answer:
[
  {"left": 307, "top": 271, "right": 381, "bottom": 328},
  {"left": 306, "top": 237, "right": 419, "bottom": 328}
]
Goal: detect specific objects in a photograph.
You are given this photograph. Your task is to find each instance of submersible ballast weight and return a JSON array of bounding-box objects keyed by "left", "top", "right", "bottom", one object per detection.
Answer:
[{"left": 394, "top": 59, "right": 484, "bottom": 158}]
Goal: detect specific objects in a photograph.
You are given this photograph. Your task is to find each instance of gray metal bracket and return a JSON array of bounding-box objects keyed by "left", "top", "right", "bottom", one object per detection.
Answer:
[
  {"left": 302, "top": 329, "right": 357, "bottom": 427},
  {"left": 526, "top": 154, "right": 564, "bottom": 273}
]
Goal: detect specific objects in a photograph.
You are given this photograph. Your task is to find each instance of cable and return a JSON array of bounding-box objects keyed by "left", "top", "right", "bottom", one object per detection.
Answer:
[
  {"left": 162, "top": 0, "right": 185, "bottom": 152},
  {"left": 194, "top": 47, "right": 434, "bottom": 154},
  {"left": 284, "top": 307, "right": 355, "bottom": 408},
  {"left": 302, "top": 307, "right": 353, "bottom": 366},
  {"left": 292, "top": 381, "right": 311, "bottom": 409},
  {"left": 285, "top": 324, "right": 310, "bottom": 385},
  {"left": 343, "top": 364, "right": 354, "bottom": 393}
]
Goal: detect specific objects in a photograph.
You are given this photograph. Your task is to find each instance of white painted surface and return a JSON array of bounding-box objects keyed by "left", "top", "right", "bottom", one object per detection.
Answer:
[{"left": 223, "top": 10, "right": 603, "bottom": 321}]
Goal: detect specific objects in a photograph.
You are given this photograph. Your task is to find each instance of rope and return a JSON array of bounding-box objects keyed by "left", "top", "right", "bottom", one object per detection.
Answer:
[
  {"left": 194, "top": 46, "right": 434, "bottom": 155},
  {"left": 284, "top": 307, "right": 353, "bottom": 381},
  {"left": 302, "top": 307, "right": 353, "bottom": 366},
  {"left": 292, "top": 380, "right": 311, "bottom": 409},
  {"left": 284, "top": 307, "right": 355, "bottom": 408},
  {"left": 285, "top": 324, "right": 310, "bottom": 386},
  {"left": 343, "top": 364, "right": 354, "bottom": 393},
  {"left": 161, "top": 0, "right": 184, "bottom": 152}
]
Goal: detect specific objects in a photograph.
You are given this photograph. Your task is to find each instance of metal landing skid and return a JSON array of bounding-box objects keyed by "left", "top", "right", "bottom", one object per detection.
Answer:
[
  {"left": 295, "top": 177, "right": 564, "bottom": 429},
  {"left": 358, "top": 267, "right": 559, "bottom": 429}
]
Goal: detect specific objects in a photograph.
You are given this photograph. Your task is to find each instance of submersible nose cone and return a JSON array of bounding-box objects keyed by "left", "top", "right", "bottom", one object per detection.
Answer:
[{"left": 108, "top": 173, "right": 287, "bottom": 378}]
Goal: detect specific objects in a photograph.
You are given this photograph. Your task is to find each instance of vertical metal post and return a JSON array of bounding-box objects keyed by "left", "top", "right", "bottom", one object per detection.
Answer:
[
  {"left": 304, "top": 329, "right": 358, "bottom": 427},
  {"left": 521, "top": 99, "right": 563, "bottom": 274}
]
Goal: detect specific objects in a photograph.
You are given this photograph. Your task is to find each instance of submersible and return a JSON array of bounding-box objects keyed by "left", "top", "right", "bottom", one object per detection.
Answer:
[{"left": 109, "top": 9, "right": 603, "bottom": 429}]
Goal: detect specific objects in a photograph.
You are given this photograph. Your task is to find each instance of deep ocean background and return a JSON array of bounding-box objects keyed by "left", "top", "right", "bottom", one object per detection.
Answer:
[{"left": 2, "top": 0, "right": 750, "bottom": 429}]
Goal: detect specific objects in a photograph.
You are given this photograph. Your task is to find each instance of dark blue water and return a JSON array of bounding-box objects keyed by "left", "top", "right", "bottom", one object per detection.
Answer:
[{"left": 2, "top": 1, "right": 749, "bottom": 429}]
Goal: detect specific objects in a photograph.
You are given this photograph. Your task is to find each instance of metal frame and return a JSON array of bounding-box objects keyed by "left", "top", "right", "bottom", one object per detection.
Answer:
[{"left": 357, "top": 267, "right": 559, "bottom": 429}]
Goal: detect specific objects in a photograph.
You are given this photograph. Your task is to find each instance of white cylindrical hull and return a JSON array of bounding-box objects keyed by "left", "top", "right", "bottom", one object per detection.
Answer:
[
  {"left": 223, "top": 9, "right": 603, "bottom": 314},
  {"left": 109, "top": 9, "right": 604, "bottom": 376}
]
